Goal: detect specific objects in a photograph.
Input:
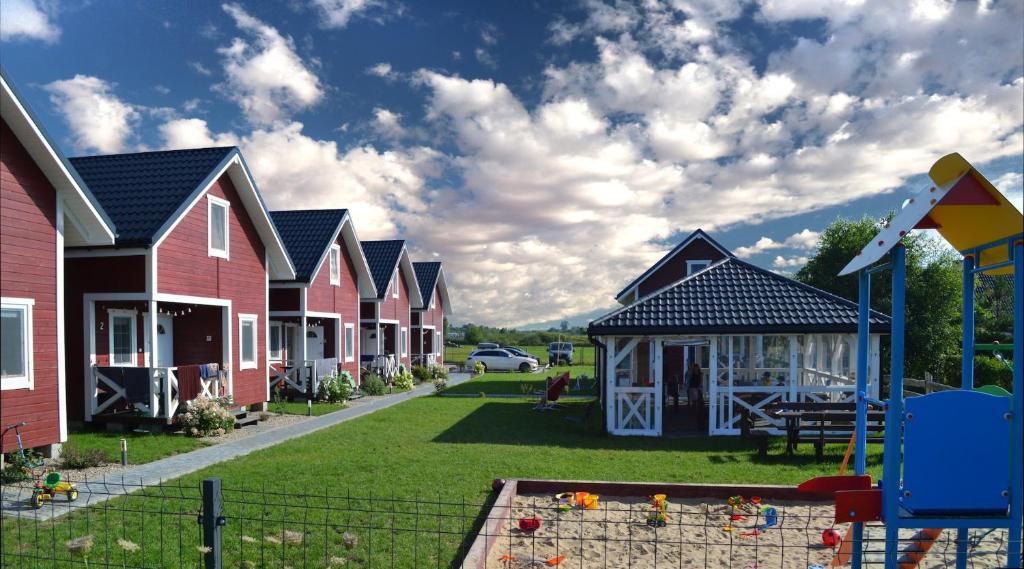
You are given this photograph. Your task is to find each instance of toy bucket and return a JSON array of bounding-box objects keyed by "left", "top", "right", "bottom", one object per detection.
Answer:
[
  {"left": 574, "top": 492, "right": 590, "bottom": 505},
  {"left": 653, "top": 493, "right": 667, "bottom": 503},
  {"left": 519, "top": 517, "right": 541, "bottom": 532},
  {"left": 582, "top": 494, "right": 600, "bottom": 509}
]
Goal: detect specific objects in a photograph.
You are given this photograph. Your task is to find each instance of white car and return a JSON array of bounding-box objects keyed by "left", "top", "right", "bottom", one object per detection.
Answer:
[{"left": 467, "top": 348, "right": 539, "bottom": 373}]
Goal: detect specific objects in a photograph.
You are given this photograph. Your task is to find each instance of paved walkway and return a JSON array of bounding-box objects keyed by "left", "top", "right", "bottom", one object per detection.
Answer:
[{"left": 1, "top": 373, "right": 470, "bottom": 521}]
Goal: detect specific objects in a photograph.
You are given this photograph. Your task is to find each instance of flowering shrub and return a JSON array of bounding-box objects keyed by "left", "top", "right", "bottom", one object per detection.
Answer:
[
  {"left": 411, "top": 365, "right": 432, "bottom": 383},
  {"left": 317, "top": 371, "right": 353, "bottom": 403},
  {"left": 433, "top": 377, "right": 447, "bottom": 394},
  {"left": 430, "top": 365, "right": 449, "bottom": 380},
  {"left": 178, "top": 396, "right": 234, "bottom": 437},
  {"left": 473, "top": 361, "right": 486, "bottom": 375},
  {"left": 394, "top": 366, "right": 414, "bottom": 391}
]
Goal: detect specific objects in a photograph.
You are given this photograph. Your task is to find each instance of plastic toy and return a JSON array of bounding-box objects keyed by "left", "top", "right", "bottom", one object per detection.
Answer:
[
  {"left": 760, "top": 507, "right": 777, "bottom": 529},
  {"left": 2, "top": 422, "right": 78, "bottom": 510},
  {"left": 581, "top": 494, "right": 599, "bottom": 510},
  {"left": 646, "top": 493, "right": 669, "bottom": 527},
  {"left": 519, "top": 517, "right": 541, "bottom": 533},
  {"left": 500, "top": 553, "right": 566, "bottom": 566},
  {"left": 555, "top": 492, "right": 574, "bottom": 511},
  {"left": 821, "top": 528, "right": 841, "bottom": 547}
]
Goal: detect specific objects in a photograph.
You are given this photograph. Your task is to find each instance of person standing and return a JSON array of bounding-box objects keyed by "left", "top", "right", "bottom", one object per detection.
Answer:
[
  {"left": 687, "top": 362, "right": 703, "bottom": 413},
  {"left": 666, "top": 372, "right": 680, "bottom": 411}
]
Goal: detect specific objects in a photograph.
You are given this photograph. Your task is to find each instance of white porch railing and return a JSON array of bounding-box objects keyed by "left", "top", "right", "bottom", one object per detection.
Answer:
[
  {"left": 269, "top": 358, "right": 339, "bottom": 396},
  {"left": 91, "top": 366, "right": 180, "bottom": 422},
  {"left": 612, "top": 387, "right": 657, "bottom": 436}
]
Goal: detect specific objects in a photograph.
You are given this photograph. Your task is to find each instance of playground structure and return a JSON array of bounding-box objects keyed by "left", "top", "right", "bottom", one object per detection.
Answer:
[{"left": 814, "top": 152, "right": 1022, "bottom": 568}]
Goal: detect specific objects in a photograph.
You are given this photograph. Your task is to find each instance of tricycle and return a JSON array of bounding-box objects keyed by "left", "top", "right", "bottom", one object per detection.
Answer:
[{"left": 3, "top": 422, "right": 78, "bottom": 509}]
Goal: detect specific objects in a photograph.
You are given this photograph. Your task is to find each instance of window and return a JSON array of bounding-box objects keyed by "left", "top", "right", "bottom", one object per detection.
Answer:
[
  {"left": 686, "top": 260, "right": 711, "bottom": 276},
  {"left": 429, "top": 289, "right": 435, "bottom": 309},
  {"left": 239, "top": 314, "right": 257, "bottom": 370},
  {"left": 1, "top": 298, "right": 33, "bottom": 390},
  {"left": 400, "top": 327, "right": 408, "bottom": 357},
  {"left": 329, "top": 245, "right": 341, "bottom": 286},
  {"left": 424, "top": 332, "right": 433, "bottom": 355},
  {"left": 208, "top": 195, "right": 230, "bottom": 259},
  {"left": 108, "top": 309, "right": 137, "bottom": 367},
  {"left": 344, "top": 323, "right": 355, "bottom": 362},
  {"left": 269, "top": 322, "right": 283, "bottom": 361},
  {"left": 391, "top": 270, "right": 399, "bottom": 299}
]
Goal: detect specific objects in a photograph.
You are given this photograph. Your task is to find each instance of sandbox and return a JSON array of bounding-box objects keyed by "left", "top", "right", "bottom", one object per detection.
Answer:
[{"left": 464, "top": 480, "right": 1008, "bottom": 569}]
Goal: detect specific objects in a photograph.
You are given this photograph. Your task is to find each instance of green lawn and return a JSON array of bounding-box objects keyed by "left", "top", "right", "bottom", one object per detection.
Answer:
[
  {"left": 270, "top": 401, "right": 349, "bottom": 416},
  {"left": 443, "top": 365, "right": 596, "bottom": 395},
  {"left": 444, "top": 344, "right": 598, "bottom": 366},
  {"left": 64, "top": 430, "right": 209, "bottom": 466},
  {"left": 4, "top": 397, "right": 883, "bottom": 568}
]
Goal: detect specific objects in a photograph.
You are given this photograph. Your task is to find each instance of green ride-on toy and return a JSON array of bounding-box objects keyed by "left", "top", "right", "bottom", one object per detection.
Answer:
[{"left": 3, "top": 422, "right": 78, "bottom": 509}]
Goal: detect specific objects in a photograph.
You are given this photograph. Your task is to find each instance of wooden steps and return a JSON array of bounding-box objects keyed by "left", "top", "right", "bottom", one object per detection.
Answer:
[{"left": 233, "top": 408, "right": 258, "bottom": 428}]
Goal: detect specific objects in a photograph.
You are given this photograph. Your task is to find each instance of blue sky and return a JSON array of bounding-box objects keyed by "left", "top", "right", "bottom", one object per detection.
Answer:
[{"left": 2, "top": 0, "right": 1022, "bottom": 327}]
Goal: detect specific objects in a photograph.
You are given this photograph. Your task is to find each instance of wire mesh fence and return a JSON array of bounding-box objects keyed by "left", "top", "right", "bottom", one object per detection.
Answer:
[{"left": 1, "top": 477, "right": 1017, "bottom": 568}]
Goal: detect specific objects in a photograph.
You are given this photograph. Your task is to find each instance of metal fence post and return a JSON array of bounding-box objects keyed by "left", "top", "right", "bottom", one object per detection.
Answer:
[{"left": 201, "top": 477, "right": 225, "bottom": 569}]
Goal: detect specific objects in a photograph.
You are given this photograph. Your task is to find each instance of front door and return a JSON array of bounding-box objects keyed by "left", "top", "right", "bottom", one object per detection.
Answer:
[
  {"left": 156, "top": 314, "right": 174, "bottom": 367},
  {"left": 307, "top": 326, "right": 325, "bottom": 360}
]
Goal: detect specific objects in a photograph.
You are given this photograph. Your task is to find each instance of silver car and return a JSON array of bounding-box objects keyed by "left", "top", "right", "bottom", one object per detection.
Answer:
[{"left": 467, "top": 348, "right": 539, "bottom": 373}]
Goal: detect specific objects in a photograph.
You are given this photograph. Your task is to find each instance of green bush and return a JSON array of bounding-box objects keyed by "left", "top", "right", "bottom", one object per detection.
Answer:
[
  {"left": 360, "top": 373, "right": 387, "bottom": 396},
  {"left": 317, "top": 371, "right": 353, "bottom": 403},
  {"left": 430, "top": 365, "right": 448, "bottom": 380},
  {"left": 473, "top": 361, "right": 485, "bottom": 375},
  {"left": 433, "top": 378, "right": 447, "bottom": 394},
  {"left": 974, "top": 355, "right": 1013, "bottom": 391},
  {"left": 1, "top": 449, "right": 40, "bottom": 483},
  {"left": 178, "top": 396, "right": 235, "bottom": 437},
  {"left": 59, "top": 443, "right": 108, "bottom": 469},
  {"left": 412, "top": 365, "right": 433, "bottom": 383},
  {"left": 394, "top": 367, "right": 414, "bottom": 391}
]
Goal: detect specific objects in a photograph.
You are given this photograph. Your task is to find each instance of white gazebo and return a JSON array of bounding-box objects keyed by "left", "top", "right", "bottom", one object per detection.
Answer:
[{"left": 588, "top": 258, "right": 889, "bottom": 436}]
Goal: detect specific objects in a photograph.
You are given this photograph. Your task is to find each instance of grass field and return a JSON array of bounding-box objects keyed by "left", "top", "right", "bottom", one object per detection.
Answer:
[
  {"left": 63, "top": 430, "right": 209, "bottom": 466},
  {"left": 269, "top": 400, "right": 349, "bottom": 416},
  {"left": 442, "top": 365, "right": 596, "bottom": 395},
  {"left": 444, "top": 344, "right": 598, "bottom": 366},
  {"left": 3, "top": 396, "right": 883, "bottom": 568}
]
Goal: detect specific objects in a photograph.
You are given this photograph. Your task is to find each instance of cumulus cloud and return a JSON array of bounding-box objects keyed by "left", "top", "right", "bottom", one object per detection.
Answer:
[
  {"left": 772, "top": 255, "right": 810, "bottom": 269},
  {"left": 735, "top": 229, "right": 821, "bottom": 258},
  {"left": 994, "top": 171, "right": 1024, "bottom": 211},
  {"left": 366, "top": 62, "right": 397, "bottom": 80},
  {"left": 217, "top": 3, "right": 323, "bottom": 125},
  {"left": 45, "top": 75, "right": 141, "bottom": 153},
  {"left": 372, "top": 107, "right": 406, "bottom": 140},
  {"left": 0, "top": 0, "right": 60, "bottom": 43},
  {"left": 310, "top": 0, "right": 389, "bottom": 28}
]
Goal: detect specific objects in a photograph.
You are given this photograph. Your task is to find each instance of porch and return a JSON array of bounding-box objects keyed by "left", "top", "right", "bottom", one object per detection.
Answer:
[
  {"left": 599, "top": 333, "right": 880, "bottom": 437},
  {"left": 85, "top": 297, "right": 231, "bottom": 423},
  {"left": 361, "top": 321, "right": 400, "bottom": 380},
  {"left": 268, "top": 314, "right": 344, "bottom": 397},
  {"left": 411, "top": 326, "right": 440, "bottom": 367}
]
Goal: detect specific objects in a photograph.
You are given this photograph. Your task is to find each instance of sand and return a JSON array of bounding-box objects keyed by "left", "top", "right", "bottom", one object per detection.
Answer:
[{"left": 484, "top": 494, "right": 1008, "bottom": 569}]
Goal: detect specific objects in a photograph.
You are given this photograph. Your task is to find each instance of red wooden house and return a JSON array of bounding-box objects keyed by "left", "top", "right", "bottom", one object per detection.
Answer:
[
  {"left": 1, "top": 71, "right": 117, "bottom": 455},
  {"left": 411, "top": 261, "right": 452, "bottom": 366},
  {"left": 359, "top": 241, "right": 422, "bottom": 377},
  {"left": 268, "top": 209, "right": 376, "bottom": 392},
  {"left": 64, "top": 147, "right": 295, "bottom": 425}
]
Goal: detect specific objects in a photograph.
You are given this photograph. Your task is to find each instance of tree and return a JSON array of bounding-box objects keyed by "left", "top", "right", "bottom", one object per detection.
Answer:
[{"left": 796, "top": 215, "right": 963, "bottom": 381}]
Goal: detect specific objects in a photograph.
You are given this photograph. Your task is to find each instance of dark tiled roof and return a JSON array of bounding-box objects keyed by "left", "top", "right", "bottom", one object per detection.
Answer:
[
  {"left": 361, "top": 240, "right": 405, "bottom": 299},
  {"left": 615, "top": 228, "right": 733, "bottom": 299},
  {"left": 269, "top": 210, "right": 347, "bottom": 282},
  {"left": 69, "top": 147, "right": 235, "bottom": 245},
  {"left": 590, "top": 258, "right": 890, "bottom": 335},
  {"left": 413, "top": 262, "right": 441, "bottom": 308}
]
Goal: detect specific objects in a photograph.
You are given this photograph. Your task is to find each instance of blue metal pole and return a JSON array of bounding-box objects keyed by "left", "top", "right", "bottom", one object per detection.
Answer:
[
  {"left": 961, "top": 255, "right": 976, "bottom": 390},
  {"left": 882, "top": 244, "right": 906, "bottom": 569},
  {"left": 851, "top": 269, "right": 871, "bottom": 569},
  {"left": 1007, "top": 240, "right": 1023, "bottom": 567}
]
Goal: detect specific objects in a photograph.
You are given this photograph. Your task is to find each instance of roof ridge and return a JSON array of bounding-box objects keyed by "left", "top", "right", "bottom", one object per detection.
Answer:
[
  {"left": 613, "top": 228, "right": 733, "bottom": 300},
  {"left": 69, "top": 146, "right": 236, "bottom": 161}
]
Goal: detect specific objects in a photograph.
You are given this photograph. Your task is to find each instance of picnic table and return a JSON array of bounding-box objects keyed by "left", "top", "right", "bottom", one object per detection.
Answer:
[{"left": 740, "top": 402, "right": 886, "bottom": 461}]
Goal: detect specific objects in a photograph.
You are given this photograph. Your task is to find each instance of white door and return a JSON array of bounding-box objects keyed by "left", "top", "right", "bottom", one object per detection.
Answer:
[
  {"left": 156, "top": 314, "right": 174, "bottom": 367},
  {"left": 307, "top": 326, "right": 324, "bottom": 360}
]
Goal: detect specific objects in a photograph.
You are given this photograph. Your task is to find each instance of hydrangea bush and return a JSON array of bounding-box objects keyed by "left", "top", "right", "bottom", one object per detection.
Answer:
[
  {"left": 178, "top": 396, "right": 235, "bottom": 437},
  {"left": 317, "top": 371, "right": 354, "bottom": 403}
]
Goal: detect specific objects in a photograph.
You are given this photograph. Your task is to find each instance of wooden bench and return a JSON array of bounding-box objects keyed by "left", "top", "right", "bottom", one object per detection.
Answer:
[{"left": 741, "top": 402, "right": 885, "bottom": 461}]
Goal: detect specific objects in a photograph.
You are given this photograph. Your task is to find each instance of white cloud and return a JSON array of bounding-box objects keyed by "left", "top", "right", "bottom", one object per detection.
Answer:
[
  {"left": 994, "top": 171, "right": 1024, "bottom": 212},
  {"left": 189, "top": 61, "right": 213, "bottom": 76},
  {"left": 372, "top": 107, "right": 406, "bottom": 140},
  {"left": 0, "top": 0, "right": 60, "bottom": 43},
  {"left": 735, "top": 229, "right": 820, "bottom": 258},
  {"left": 772, "top": 255, "right": 809, "bottom": 269},
  {"left": 310, "top": 0, "right": 386, "bottom": 28},
  {"left": 474, "top": 47, "right": 496, "bottom": 68},
  {"left": 154, "top": 84, "right": 171, "bottom": 95},
  {"left": 217, "top": 3, "right": 323, "bottom": 125},
  {"left": 45, "top": 75, "right": 141, "bottom": 153},
  {"left": 366, "top": 62, "right": 396, "bottom": 80}
]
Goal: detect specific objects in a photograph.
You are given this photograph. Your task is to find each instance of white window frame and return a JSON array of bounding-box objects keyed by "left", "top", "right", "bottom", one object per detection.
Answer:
[
  {"left": 392, "top": 270, "right": 399, "bottom": 299},
  {"left": 207, "top": 195, "right": 230, "bottom": 260},
  {"left": 400, "top": 326, "right": 408, "bottom": 357},
  {"left": 686, "top": 259, "right": 711, "bottom": 276},
  {"left": 269, "top": 321, "right": 283, "bottom": 361},
  {"left": 1, "top": 297, "right": 34, "bottom": 390},
  {"left": 329, "top": 244, "right": 341, "bottom": 286},
  {"left": 238, "top": 314, "right": 258, "bottom": 370},
  {"left": 344, "top": 323, "right": 355, "bottom": 363},
  {"left": 429, "top": 288, "right": 435, "bottom": 309},
  {"left": 108, "top": 308, "right": 138, "bottom": 367}
]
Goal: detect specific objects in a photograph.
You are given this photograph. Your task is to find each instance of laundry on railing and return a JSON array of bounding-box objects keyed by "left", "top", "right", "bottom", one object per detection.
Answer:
[
  {"left": 121, "top": 368, "right": 154, "bottom": 404},
  {"left": 199, "top": 362, "right": 219, "bottom": 380},
  {"left": 177, "top": 365, "right": 203, "bottom": 403}
]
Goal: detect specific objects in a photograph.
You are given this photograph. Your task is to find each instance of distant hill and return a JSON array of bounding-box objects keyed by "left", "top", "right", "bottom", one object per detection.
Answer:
[{"left": 518, "top": 305, "right": 619, "bottom": 331}]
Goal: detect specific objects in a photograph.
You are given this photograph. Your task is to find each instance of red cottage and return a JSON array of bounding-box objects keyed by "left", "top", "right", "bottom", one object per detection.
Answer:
[
  {"left": 411, "top": 261, "right": 452, "bottom": 366},
  {"left": 64, "top": 147, "right": 295, "bottom": 426},
  {"left": 267, "top": 210, "right": 376, "bottom": 393},
  {"left": 1, "top": 72, "right": 117, "bottom": 455},
  {"left": 359, "top": 241, "right": 422, "bottom": 377}
]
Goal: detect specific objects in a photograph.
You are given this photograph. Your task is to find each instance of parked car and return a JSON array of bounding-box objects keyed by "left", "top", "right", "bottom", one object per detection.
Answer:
[
  {"left": 548, "top": 342, "right": 574, "bottom": 365},
  {"left": 467, "top": 349, "right": 539, "bottom": 372},
  {"left": 477, "top": 342, "right": 500, "bottom": 349},
  {"left": 501, "top": 346, "right": 538, "bottom": 361}
]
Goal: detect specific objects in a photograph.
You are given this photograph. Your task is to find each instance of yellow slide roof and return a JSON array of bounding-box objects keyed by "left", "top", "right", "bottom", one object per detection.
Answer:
[{"left": 840, "top": 153, "right": 1023, "bottom": 276}]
